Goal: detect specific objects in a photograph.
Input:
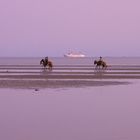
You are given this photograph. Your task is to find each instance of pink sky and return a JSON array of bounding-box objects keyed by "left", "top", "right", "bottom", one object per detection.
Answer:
[{"left": 0, "top": 0, "right": 140, "bottom": 57}]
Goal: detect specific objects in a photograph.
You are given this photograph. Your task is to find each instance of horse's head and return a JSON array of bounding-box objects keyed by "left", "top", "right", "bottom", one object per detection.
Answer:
[
  {"left": 40, "top": 59, "right": 44, "bottom": 65},
  {"left": 94, "top": 60, "right": 97, "bottom": 65}
]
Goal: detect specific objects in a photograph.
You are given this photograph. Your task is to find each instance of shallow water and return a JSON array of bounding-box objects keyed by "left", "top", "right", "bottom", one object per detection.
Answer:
[
  {"left": 0, "top": 79, "right": 140, "bottom": 140},
  {"left": 0, "top": 57, "right": 140, "bottom": 75}
]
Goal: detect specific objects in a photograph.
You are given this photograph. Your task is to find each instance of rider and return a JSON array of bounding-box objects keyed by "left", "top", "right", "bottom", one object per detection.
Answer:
[
  {"left": 99, "top": 56, "right": 103, "bottom": 62},
  {"left": 45, "top": 56, "right": 49, "bottom": 64}
]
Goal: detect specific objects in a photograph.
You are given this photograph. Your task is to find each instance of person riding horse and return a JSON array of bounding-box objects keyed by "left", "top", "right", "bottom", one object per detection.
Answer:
[
  {"left": 98, "top": 56, "right": 103, "bottom": 64},
  {"left": 40, "top": 56, "right": 53, "bottom": 70},
  {"left": 94, "top": 56, "right": 107, "bottom": 69}
]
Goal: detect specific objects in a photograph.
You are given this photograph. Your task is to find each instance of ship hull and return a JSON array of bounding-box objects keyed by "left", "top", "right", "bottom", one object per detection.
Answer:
[{"left": 64, "top": 54, "right": 85, "bottom": 58}]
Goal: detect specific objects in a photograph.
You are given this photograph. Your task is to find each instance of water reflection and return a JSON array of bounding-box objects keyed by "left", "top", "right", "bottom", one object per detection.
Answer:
[
  {"left": 40, "top": 67, "right": 53, "bottom": 75},
  {"left": 94, "top": 69, "right": 107, "bottom": 76}
]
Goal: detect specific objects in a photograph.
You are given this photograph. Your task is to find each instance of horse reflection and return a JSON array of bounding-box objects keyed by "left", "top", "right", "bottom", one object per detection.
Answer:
[{"left": 94, "top": 68, "right": 106, "bottom": 76}]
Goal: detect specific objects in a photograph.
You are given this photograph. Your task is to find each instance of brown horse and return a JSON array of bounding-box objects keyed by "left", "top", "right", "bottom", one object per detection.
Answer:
[
  {"left": 94, "top": 60, "right": 107, "bottom": 69},
  {"left": 40, "top": 59, "right": 53, "bottom": 70}
]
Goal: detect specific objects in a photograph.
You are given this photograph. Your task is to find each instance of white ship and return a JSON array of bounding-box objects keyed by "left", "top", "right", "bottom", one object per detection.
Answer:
[{"left": 64, "top": 52, "right": 85, "bottom": 58}]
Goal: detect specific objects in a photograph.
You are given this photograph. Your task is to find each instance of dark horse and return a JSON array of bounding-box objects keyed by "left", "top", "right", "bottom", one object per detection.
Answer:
[
  {"left": 94, "top": 60, "right": 107, "bottom": 69},
  {"left": 40, "top": 59, "right": 53, "bottom": 70}
]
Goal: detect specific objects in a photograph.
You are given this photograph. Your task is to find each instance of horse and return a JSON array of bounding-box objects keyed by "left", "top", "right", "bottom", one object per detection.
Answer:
[
  {"left": 40, "top": 59, "right": 53, "bottom": 70},
  {"left": 94, "top": 60, "right": 107, "bottom": 69}
]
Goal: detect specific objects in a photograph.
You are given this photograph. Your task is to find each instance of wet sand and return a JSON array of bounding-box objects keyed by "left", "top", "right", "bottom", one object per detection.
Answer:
[
  {"left": 0, "top": 79, "right": 130, "bottom": 89},
  {"left": 0, "top": 64, "right": 140, "bottom": 89}
]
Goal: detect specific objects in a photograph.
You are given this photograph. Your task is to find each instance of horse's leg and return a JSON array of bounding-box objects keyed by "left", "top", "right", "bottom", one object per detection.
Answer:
[
  {"left": 95, "top": 65, "right": 98, "bottom": 70},
  {"left": 49, "top": 64, "right": 53, "bottom": 70},
  {"left": 103, "top": 62, "right": 107, "bottom": 69}
]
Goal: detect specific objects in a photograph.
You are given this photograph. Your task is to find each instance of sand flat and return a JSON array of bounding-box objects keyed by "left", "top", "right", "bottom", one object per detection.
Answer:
[{"left": 0, "top": 64, "right": 140, "bottom": 88}]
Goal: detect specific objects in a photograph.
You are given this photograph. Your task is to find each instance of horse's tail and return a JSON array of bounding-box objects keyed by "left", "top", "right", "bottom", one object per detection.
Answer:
[{"left": 103, "top": 62, "right": 107, "bottom": 69}]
